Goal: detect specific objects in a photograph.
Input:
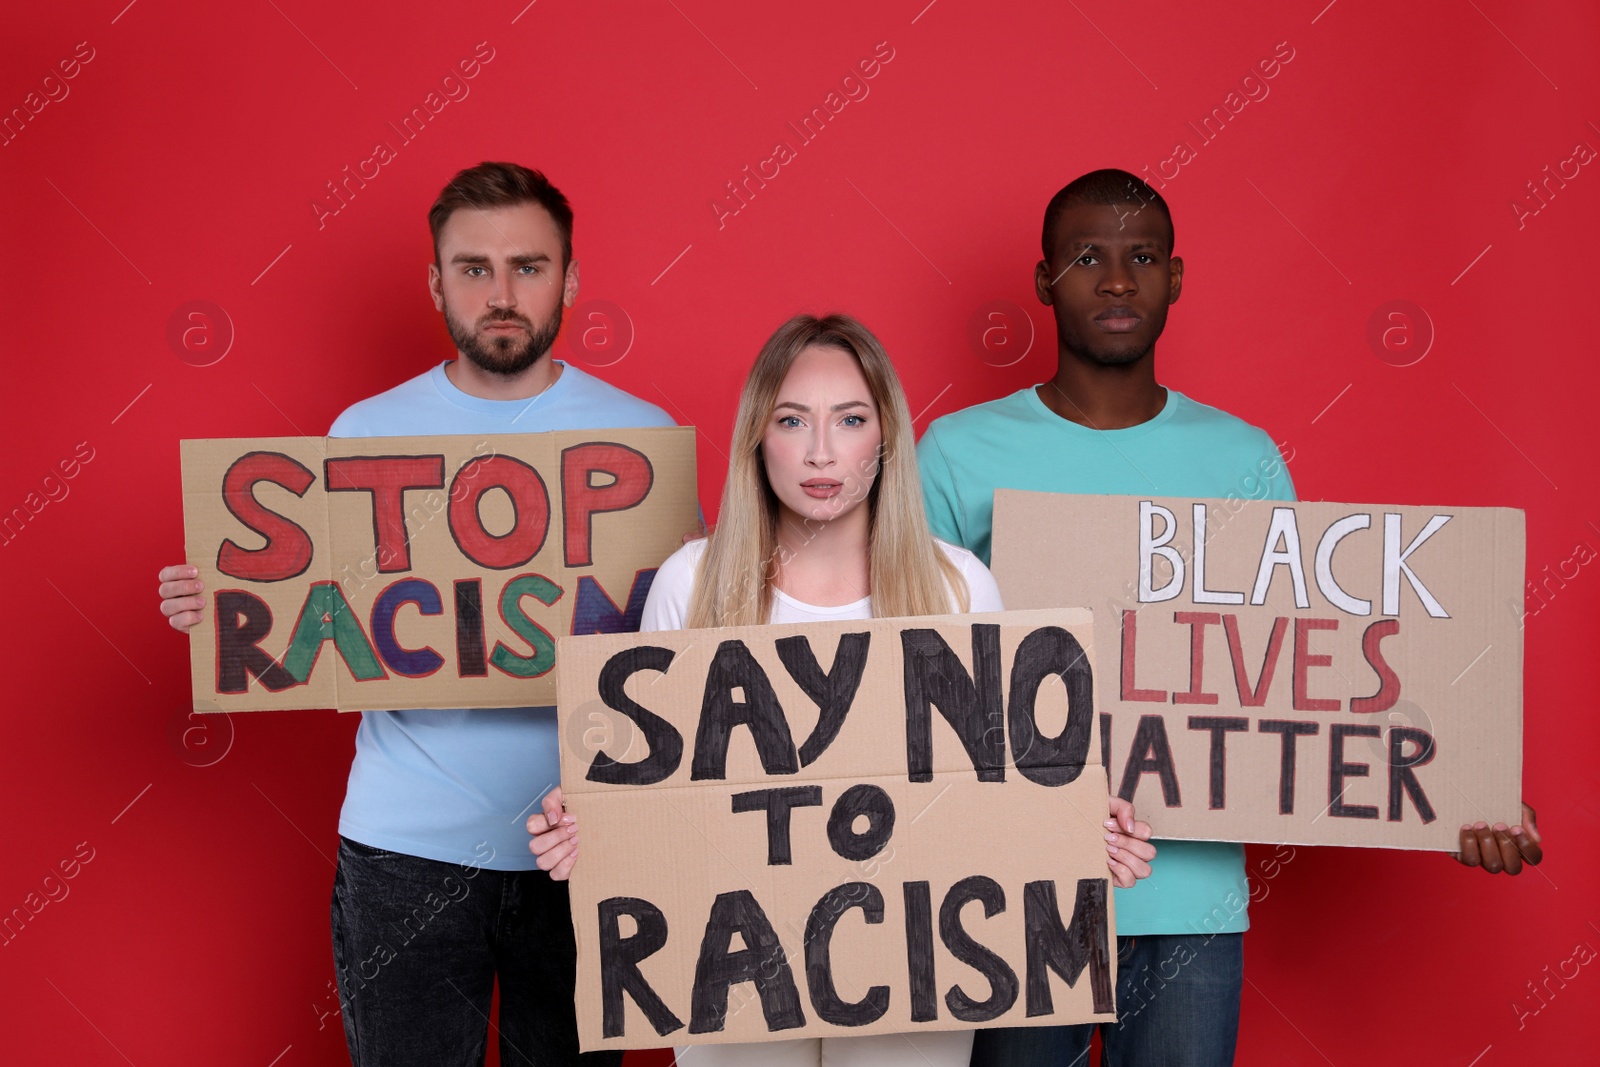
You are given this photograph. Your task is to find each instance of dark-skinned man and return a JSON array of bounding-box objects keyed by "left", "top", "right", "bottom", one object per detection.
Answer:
[{"left": 918, "top": 168, "right": 1543, "bottom": 1066}]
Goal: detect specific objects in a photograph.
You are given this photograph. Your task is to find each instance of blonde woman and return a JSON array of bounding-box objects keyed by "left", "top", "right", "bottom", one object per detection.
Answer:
[{"left": 529, "top": 314, "right": 1155, "bottom": 1066}]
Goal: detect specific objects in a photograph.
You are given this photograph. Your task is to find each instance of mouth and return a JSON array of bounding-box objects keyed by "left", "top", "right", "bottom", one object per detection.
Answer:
[
  {"left": 800, "top": 479, "right": 844, "bottom": 500},
  {"left": 481, "top": 317, "right": 530, "bottom": 333},
  {"left": 1093, "top": 306, "right": 1142, "bottom": 333}
]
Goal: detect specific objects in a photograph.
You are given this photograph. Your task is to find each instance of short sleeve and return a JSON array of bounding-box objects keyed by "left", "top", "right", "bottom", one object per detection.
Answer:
[
  {"left": 1257, "top": 435, "right": 1297, "bottom": 503},
  {"left": 917, "top": 426, "right": 965, "bottom": 547},
  {"left": 962, "top": 556, "right": 1005, "bottom": 613},
  {"left": 639, "top": 540, "right": 705, "bottom": 633},
  {"left": 938, "top": 541, "right": 1005, "bottom": 613},
  {"left": 327, "top": 408, "right": 362, "bottom": 438}
]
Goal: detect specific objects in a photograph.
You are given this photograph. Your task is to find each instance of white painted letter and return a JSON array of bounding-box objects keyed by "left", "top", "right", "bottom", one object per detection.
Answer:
[
  {"left": 1250, "top": 507, "right": 1310, "bottom": 608},
  {"left": 1192, "top": 503, "right": 1244, "bottom": 604},
  {"left": 1383, "top": 513, "right": 1450, "bottom": 617},
  {"left": 1140, "top": 501, "right": 1184, "bottom": 602},
  {"left": 1315, "top": 513, "right": 1372, "bottom": 615}
]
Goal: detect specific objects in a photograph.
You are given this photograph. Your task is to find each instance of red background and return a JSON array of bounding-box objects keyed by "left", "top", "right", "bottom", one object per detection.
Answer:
[{"left": 3, "top": 1, "right": 1596, "bottom": 1064}]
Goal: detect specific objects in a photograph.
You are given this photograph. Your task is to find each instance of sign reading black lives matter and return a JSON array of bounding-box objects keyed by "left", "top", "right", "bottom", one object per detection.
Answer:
[
  {"left": 992, "top": 492, "right": 1524, "bottom": 850},
  {"left": 557, "top": 609, "right": 1118, "bottom": 1049}
]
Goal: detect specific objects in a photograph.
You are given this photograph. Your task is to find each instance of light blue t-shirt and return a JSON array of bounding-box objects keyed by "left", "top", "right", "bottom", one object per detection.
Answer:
[
  {"left": 917, "top": 385, "right": 1294, "bottom": 935},
  {"left": 328, "top": 361, "right": 675, "bottom": 870}
]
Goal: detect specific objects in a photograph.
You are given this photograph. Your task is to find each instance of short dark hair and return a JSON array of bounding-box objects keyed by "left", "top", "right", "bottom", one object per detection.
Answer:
[
  {"left": 427, "top": 162, "right": 574, "bottom": 266},
  {"left": 1041, "top": 168, "right": 1173, "bottom": 259}
]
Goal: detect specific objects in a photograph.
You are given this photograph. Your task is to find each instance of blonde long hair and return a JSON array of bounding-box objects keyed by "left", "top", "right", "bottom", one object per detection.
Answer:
[{"left": 687, "top": 314, "right": 968, "bottom": 628}]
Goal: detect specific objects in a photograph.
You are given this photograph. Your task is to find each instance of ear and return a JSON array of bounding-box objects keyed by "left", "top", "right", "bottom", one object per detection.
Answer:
[
  {"left": 562, "top": 259, "right": 580, "bottom": 307},
  {"left": 1034, "top": 258, "right": 1055, "bottom": 306},
  {"left": 428, "top": 262, "right": 445, "bottom": 312},
  {"left": 1167, "top": 255, "right": 1184, "bottom": 305}
]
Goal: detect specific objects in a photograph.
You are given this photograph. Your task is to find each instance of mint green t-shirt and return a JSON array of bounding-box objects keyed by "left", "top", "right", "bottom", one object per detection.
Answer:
[{"left": 917, "top": 385, "right": 1295, "bottom": 936}]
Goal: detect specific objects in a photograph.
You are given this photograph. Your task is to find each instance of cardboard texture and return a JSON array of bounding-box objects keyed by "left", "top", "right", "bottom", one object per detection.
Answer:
[
  {"left": 990, "top": 491, "right": 1524, "bottom": 851},
  {"left": 557, "top": 609, "right": 1116, "bottom": 1050},
  {"left": 180, "top": 428, "right": 697, "bottom": 713}
]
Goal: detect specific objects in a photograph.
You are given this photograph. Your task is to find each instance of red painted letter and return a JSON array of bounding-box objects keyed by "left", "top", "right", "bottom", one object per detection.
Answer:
[
  {"left": 1120, "top": 609, "right": 1167, "bottom": 702},
  {"left": 1223, "top": 615, "right": 1288, "bottom": 707},
  {"left": 1292, "top": 618, "right": 1340, "bottom": 712},
  {"left": 562, "top": 443, "right": 653, "bottom": 568},
  {"left": 1350, "top": 619, "right": 1401, "bottom": 713},
  {"left": 448, "top": 456, "right": 551, "bottom": 569},
  {"left": 217, "top": 451, "right": 316, "bottom": 582},
  {"left": 1171, "top": 611, "right": 1221, "bottom": 705},
  {"left": 325, "top": 455, "right": 445, "bottom": 574}
]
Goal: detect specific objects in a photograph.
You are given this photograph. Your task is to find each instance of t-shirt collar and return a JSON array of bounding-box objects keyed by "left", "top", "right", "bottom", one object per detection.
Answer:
[{"left": 428, "top": 359, "right": 573, "bottom": 417}]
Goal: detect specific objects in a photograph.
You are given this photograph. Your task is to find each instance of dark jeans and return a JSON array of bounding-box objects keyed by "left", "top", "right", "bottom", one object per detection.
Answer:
[
  {"left": 331, "top": 836, "right": 623, "bottom": 1067},
  {"left": 970, "top": 933, "right": 1243, "bottom": 1067}
]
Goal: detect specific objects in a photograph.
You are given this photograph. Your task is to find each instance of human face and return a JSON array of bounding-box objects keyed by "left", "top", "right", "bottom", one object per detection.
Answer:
[
  {"left": 428, "top": 202, "right": 578, "bottom": 376},
  {"left": 1035, "top": 201, "right": 1183, "bottom": 366},
  {"left": 760, "top": 345, "right": 883, "bottom": 529}
]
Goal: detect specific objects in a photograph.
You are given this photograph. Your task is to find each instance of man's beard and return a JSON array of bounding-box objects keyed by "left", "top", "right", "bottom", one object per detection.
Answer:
[{"left": 447, "top": 305, "right": 563, "bottom": 376}]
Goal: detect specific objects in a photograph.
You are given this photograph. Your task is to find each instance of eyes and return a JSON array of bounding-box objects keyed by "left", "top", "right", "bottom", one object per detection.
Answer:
[
  {"left": 462, "top": 263, "right": 542, "bottom": 278},
  {"left": 774, "top": 412, "right": 871, "bottom": 430},
  {"left": 1074, "top": 252, "right": 1159, "bottom": 267}
]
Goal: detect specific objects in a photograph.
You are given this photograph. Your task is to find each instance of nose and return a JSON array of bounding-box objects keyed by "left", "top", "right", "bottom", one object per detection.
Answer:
[
  {"left": 488, "top": 271, "right": 517, "bottom": 309},
  {"left": 1099, "top": 258, "right": 1136, "bottom": 297},
  {"left": 805, "top": 425, "right": 835, "bottom": 468}
]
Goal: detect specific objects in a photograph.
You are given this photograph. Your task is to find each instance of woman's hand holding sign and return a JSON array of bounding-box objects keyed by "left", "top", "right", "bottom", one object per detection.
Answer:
[
  {"left": 529, "top": 785, "right": 579, "bottom": 880},
  {"left": 1105, "top": 796, "right": 1156, "bottom": 888}
]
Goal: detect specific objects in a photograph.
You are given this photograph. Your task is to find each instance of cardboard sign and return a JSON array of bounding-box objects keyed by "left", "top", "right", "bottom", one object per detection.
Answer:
[
  {"left": 991, "top": 491, "right": 1524, "bottom": 851},
  {"left": 180, "top": 428, "right": 697, "bottom": 713},
  {"left": 557, "top": 609, "right": 1116, "bottom": 1050}
]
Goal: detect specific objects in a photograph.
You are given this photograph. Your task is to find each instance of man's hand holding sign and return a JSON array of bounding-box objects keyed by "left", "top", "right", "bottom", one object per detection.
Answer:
[{"left": 1454, "top": 800, "right": 1542, "bottom": 875}]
